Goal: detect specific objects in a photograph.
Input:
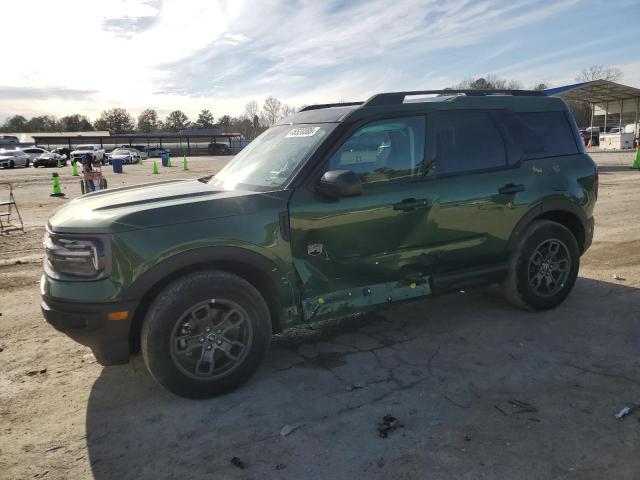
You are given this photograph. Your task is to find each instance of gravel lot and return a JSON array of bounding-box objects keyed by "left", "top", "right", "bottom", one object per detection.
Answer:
[{"left": 1, "top": 152, "right": 639, "bottom": 480}]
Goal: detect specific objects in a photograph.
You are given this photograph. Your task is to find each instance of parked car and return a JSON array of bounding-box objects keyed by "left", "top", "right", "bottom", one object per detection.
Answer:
[
  {"left": 71, "top": 145, "right": 106, "bottom": 164},
  {"left": 21, "top": 147, "right": 49, "bottom": 160},
  {"left": 52, "top": 147, "right": 71, "bottom": 159},
  {"left": 42, "top": 89, "right": 597, "bottom": 399},
  {"left": 121, "top": 145, "right": 149, "bottom": 160},
  {"left": 146, "top": 147, "right": 170, "bottom": 157},
  {"left": 0, "top": 149, "right": 30, "bottom": 168},
  {"left": 0, "top": 135, "right": 19, "bottom": 148},
  {"left": 208, "top": 143, "right": 232, "bottom": 155},
  {"left": 33, "top": 152, "right": 67, "bottom": 168},
  {"left": 107, "top": 148, "right": 139, "bottom": 165}
]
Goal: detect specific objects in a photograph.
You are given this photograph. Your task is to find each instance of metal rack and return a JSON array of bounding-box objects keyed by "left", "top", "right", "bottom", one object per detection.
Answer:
[{"left": 0, "top": 183, "right": 24, "bottom": 234}]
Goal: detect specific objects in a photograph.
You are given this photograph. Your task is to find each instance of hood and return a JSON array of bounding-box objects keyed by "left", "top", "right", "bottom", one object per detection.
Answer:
[{"left": 47, "top": 179, "right": 289, "bottom": 234}]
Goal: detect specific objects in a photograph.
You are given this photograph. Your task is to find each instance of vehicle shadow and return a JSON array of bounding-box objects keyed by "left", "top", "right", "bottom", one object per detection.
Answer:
[{"left": 85, "top": 276, "right": 640, "bottom": 479}]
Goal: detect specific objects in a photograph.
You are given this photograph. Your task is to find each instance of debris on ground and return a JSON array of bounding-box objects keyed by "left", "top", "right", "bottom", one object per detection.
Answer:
[
  {"left": 613, "top": 273, "right": 626, "bottom": 281},
  {"left": 346, "top": 383, "right": 365, "bottom": 391},
  {"left": 615, "top": 406, "right": 633, "bottom": 419},
  {"left": 280, "top": 424, "right": 301, "bottom": 437},
  {"left": 508, "top": 399, "right": 537, "bottom": 414},
  {"left": 230, "top": 457, "right": 246, "bottom": 469},
  {"left": 377, "top": 457, "right": 385, "bottom": 468},
  {"left": 26, "top": 368, "right": 47, "bottom": 376},
  {"left": 275, "top": 463, "right": 287, "bottom": 470},
  {"left": 377, "top": 414, "right": 403, "bottom": 438},
  {"left": 464, "top": 434, "right": 472, "bottom": 442}
]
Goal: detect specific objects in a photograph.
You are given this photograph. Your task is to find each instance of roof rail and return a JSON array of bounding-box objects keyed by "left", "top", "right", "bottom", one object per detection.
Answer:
[
  {"left": 363, "top": 89, "right": 545, "bottom": 107},
  {"left": 299, "top": 102, "right": 363, "bottom": 112}
]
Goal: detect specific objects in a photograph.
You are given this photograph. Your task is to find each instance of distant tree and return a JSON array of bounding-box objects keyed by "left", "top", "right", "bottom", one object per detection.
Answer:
[
  {"left": 2, "top": 115, "right": 28, "bottom": 132},
  {"left": 281, "top": 104, "right": 297, "bottom": 119},
  {"left": 576, "top": 65, "right": 622, "bottom": 83},
  {"left": 244, "top": 100, "right": 259, "bottom": 120},
  {"left": 164, "top": 110, "right": 190, "bottom": 131},
  {"left": 195, "top": 109, "right": 215, "bottom": 129},
  {"left": 94, "top": 108, "right": 134, "bottom": 134},
  {"left": 137, "top": 108, "right": 159, "bottom": 133},
  {"left": 530, "top": 83, "right": 550, "bottom": 91},
  {"left": 217, "top": 114, "right": 232, "bottom": 132},
  {"left": 454, "top": 75, "right": 523, "bottom": 90},
  {"left": 59, "top": 114, "right": 93, "bottom": 131},
  {"left": 27, "top": 115, "right": 59, "bottom": 132},
  {"left": 261, "top": 96, "right": 282, "bottom": 126}
]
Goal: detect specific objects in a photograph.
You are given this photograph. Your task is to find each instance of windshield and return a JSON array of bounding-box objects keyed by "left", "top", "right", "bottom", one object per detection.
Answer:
[
  {"left": 210, "top": 124, "right": 334, "bottom": 190},
  {"left": 76, "top": 146, "right": 94, "bottom": 151},
  {"left": 112, "top": 149, "right": 129, "bottom": 155}
]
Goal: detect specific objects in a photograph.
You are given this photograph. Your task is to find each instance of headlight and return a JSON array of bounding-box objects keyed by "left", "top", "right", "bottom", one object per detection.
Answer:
[{"left": 44, "top": 232, "right": 110, "bottom": 279}]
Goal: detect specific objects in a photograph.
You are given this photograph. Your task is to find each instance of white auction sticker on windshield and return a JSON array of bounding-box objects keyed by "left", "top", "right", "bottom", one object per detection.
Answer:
[{"left": 286, "top": 126, "right": 320, "bottom": 138}]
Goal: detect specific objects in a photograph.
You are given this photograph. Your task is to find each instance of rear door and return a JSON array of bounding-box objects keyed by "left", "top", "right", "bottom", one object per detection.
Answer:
[{"left": 422, "top": 109, "right": 531, "bottom": 273}]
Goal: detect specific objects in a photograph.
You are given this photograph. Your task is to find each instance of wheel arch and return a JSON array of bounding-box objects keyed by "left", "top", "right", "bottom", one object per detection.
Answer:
[
  {"left": 125, "top": 247, "right": 293, "bottom": 354},
  {"left": 508, "top": 200, "right": 588, "bottom": 255}
]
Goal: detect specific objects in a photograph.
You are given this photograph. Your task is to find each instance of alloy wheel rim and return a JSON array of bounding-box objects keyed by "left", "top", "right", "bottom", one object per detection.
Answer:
[
  {"left": 169, "top": 299, "right": 253, "bottom": 380},
  {"left": 528, "top": 238, "right": 571, "bottom": 297}
]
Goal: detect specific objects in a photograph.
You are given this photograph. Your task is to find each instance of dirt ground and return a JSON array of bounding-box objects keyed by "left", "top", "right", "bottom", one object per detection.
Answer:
[{"left": 1, "top": 152, "right": 639, "bottom": 480}]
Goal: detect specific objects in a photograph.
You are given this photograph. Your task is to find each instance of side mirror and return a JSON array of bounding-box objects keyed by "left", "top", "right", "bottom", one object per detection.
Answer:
[{"left": 317, "top": 170, "right": 362, "bottom": 198}]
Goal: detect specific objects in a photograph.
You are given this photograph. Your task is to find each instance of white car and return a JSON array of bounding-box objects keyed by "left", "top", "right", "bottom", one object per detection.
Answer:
[
  {"left": 107, "top": 148, "right": 139, "bottom": 165},
  {"left": 71, "top": 145, "right": 106, "bottom": 164},
  {"left": 0, "top": 149, "right": 30, "bottom": 168},
  {"left": 21, "top": 147, "right": 49, "bottom": 160}
]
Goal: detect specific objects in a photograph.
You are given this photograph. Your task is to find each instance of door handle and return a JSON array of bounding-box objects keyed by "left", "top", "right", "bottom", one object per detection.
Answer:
[
  {"left": 393, "top": 198, "right": 430, "bottom": 211},
  {"left": 499, "top": 183, "right": 525, "bottom": 195}
]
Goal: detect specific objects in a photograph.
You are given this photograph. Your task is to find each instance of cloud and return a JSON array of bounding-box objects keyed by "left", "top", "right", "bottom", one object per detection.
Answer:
[
  {"left": 0, "top": 86, "right": 97, "bottom": 101},
  {"left": 158, "top": 0, "right": 579, "bottom": 102}
]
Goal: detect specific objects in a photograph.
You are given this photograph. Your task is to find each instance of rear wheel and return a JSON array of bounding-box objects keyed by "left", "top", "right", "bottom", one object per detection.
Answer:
[
  {"left": 9, "top": 160, "right": 14, "bottom": 169},
  {"left": 141, "top": 271, "right": 272, "bottom": 399},
  {"left": 502, "top": 220, "right": 579, "bottom": 310}
]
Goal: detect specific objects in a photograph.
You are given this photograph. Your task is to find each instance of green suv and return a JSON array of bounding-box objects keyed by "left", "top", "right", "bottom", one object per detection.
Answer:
[{"left": 41, "top": 89, "right": 597, "bottom": 398}]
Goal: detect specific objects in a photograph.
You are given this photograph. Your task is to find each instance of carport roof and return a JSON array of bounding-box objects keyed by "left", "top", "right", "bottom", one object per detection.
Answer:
[{"left": 545, "top": 80, "right": 640, "bottom": 103}]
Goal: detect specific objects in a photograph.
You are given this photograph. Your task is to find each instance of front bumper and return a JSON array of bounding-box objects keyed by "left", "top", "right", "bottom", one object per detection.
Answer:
[{"left": 41, "top": 293, "right": 138, "bottom": 365}]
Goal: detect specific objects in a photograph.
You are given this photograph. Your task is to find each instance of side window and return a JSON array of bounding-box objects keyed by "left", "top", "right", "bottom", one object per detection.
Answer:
[
  {"left": 328, "top": 116, "right": 425, "bottom": 184},
  {"left": 435, "top": 111, "right": 506, "bottom": 175},
  {"left": 514, "top": 112, "right": 579, "bottom": 158}
]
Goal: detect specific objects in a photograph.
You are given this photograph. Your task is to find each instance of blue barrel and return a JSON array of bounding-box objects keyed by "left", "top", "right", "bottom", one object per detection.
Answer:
[
  {"left": 161, "top": 151, "right": 169, "bottom": 166},
  {"left": 111, "top": 158, "right": 124, "bottom": 173}
]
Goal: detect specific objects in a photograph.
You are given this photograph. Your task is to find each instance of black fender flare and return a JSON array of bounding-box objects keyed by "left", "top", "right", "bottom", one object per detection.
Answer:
[
  {"left": 123, "top": 246, "right": 295, "bottom": 332},
  {"left": 507, "top": 198, "right": 588, "bottom": 253}
]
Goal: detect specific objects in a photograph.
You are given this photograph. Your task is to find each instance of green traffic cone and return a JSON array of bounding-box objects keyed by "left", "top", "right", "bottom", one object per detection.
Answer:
[
  {"left": 167, "top": 155, "right": 172, "bottom": 167},
  {"left": 183, "top": 155, "right": 189, "bottom": 171},
  {"left": 139, "top": 155, "right": 144, "bottom": 166},
  {"left": 72, "top": 160, "right": 79, "bottom": 176},
  {"left": 152, "top": 160, "right": 159, "bottom": 174},
  {"left": 50, "top": 172, "right": 64, "bottom": 197},
  {"left": 633, "top": 147, "right": 640, "bottom": 169},
  {"left": 56, "top": 158, "right": 62, "bottom": 168}
]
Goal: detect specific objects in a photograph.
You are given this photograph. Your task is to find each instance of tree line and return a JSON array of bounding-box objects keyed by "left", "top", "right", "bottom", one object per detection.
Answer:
[
  {"left": 0, "top": 65, "right": 623, "bottom": 136},
  {"left": 0, "top": 95, "right": 297, "bottom": 140}
]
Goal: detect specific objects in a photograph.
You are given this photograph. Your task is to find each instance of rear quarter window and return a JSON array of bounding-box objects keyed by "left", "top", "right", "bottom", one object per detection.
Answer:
[{"left": 513, "top": 112, "right": 579, "bottom": 159}]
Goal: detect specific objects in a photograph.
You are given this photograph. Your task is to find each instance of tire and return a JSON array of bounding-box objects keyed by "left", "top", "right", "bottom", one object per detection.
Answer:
[
  {"left": 25, "top": 160, "right": 30, "bottom": 168},
  {"left": 9, "top": 160, "right": 14, "bottom": 169},
  {"left": 502, "top": 220, "right": 580, "bottom": 311},
  {"left": 141, "top": 271, "right": 272, "bottom": 399}
]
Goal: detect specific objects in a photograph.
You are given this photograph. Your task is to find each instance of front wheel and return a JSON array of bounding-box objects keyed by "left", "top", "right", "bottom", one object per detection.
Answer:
[
  {"left": 141, "top": 271, "right": 272, "bottom": 399},
  {"left": 502, "top": 220, "right": 580, "bottom": 310}
]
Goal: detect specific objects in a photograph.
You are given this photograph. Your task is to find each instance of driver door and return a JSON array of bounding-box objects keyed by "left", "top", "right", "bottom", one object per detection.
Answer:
[{"left": 288, "top": 115, "right": 438, "bottom": 320}]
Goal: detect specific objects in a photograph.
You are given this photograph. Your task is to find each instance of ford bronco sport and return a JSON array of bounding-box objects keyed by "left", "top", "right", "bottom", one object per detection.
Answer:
[{"left": 41, "top": 89, "right": 597, "bottom": 398}]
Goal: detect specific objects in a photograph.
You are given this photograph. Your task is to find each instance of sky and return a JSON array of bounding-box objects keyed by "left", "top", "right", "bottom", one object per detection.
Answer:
[{"left": 2, "top": 0, "right": 640, "bottom": 123}]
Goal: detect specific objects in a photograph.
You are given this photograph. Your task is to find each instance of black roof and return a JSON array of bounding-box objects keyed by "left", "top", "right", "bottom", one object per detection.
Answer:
[{"left": 281, "top": 89, "right": 563, "bottom": 125}]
